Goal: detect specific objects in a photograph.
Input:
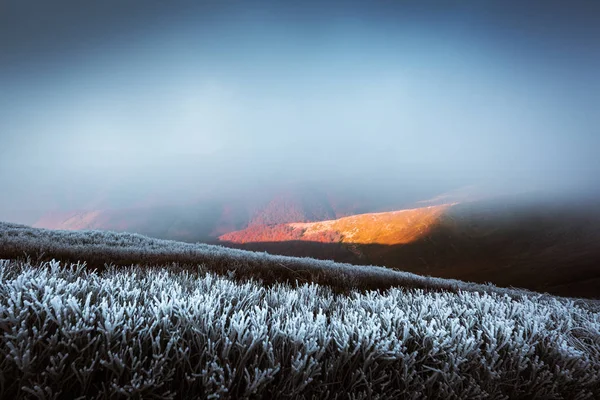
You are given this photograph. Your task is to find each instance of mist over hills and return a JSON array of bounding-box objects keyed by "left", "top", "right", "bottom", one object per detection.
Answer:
[
  {"left": 29, "top": 183, "right": 600, "bottom": 299},
  {"left": 33, "top": 182, "right": 456, "bottom": 242}
]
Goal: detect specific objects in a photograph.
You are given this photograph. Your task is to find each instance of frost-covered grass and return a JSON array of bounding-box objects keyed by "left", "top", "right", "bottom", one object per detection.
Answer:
[
  {"left": 1, "top": 259, "right": 599, "bottom": 399},
  {"left": 1, "top": 221, "right": 590, "bottom": 302}
]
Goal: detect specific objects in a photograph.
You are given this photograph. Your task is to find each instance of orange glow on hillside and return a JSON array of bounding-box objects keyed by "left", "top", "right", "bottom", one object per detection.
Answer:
[{"left": 219, "top": 204, "right": 455, "bottom": 245}]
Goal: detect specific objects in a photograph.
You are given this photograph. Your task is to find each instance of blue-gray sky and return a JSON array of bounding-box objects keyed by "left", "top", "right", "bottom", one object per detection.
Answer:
[{"left": 1, "top": 0, "right": 599, "bottom": 223}]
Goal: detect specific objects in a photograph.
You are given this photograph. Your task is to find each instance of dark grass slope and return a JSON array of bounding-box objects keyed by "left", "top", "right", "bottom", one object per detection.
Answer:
[
  {"left": 1, "top": 221, "right": 595, "bottom": 306},
  {"left": 220, "top": 199, "right": 600, "bottom": 299}
]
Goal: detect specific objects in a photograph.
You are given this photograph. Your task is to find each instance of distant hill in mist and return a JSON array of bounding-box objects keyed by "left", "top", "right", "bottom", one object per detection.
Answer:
[
  {"left": 219, "top": 197, "right": 600, "bottom": 299},
  {"left": 33, "top": 184, "right": 452, "bottom": 242},
  {"left": 31, "top": 183, "right": 600, "bottom": 298}
]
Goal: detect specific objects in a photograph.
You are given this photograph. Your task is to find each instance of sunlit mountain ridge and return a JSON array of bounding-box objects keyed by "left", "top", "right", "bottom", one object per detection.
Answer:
[{"left": 220, "top": 204, "right": 453, "bottom": 245}]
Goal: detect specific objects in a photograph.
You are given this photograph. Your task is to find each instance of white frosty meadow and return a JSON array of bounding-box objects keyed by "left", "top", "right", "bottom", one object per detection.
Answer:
[{"left": 1, "top": 258, "right": 599, "bottom": 399}]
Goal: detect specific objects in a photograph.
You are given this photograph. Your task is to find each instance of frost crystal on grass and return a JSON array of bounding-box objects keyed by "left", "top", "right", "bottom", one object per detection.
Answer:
[{"left": 1, "top": 259, "right": 599, "bottom": 399}]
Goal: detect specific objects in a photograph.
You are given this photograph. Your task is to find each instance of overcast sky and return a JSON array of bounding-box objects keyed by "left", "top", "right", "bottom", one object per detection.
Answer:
[{"left": 1, "top": 0, "right": 599, "bottom": 223}]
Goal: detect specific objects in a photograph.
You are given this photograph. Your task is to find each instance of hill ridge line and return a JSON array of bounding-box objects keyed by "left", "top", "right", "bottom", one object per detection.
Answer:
[{"left": 2, "top": 221, "right": 598, "bottom": 311}]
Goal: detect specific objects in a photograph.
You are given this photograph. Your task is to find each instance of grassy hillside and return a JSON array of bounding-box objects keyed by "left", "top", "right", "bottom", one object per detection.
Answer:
[
  {"left": 0, "top": 221, "right": 551, "bottom": 298},
  {"left": 219, "top": 199, "right": 600, "bottom": 298},
  {"left": 1, "top": 222, "right": 600, "bottom": 398}
]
